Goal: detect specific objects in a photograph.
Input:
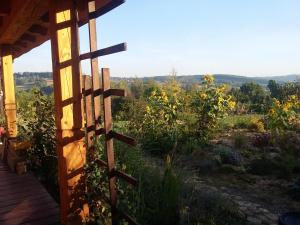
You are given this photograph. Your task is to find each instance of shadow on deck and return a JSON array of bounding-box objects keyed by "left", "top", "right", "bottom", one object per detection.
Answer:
[{"left": 0, "top": 161, "right": 60, "bottom": 225}]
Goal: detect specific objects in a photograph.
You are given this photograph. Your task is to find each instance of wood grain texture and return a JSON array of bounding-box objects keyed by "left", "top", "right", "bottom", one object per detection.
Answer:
[
  {"left": 0, "top": 46, "right": 17, "bottom": 138},
  {"left": 49, "top": 1, "right": 88, "bottom": 224},
  {"left": 0, "top": 161, "right": 60, "bottom": 225}
]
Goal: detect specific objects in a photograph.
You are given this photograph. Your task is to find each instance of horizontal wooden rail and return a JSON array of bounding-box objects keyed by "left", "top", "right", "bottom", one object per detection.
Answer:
[
  {"left": 80, "top": 43, "right": 127, "bottom": 60},
  {"left": 89, "top": 0, "right": 125, "bottom": 20},
  {"left": 104, "top": 89, "right": 126, "bottom": 98},
  {"left": 117, "top": 209, "right": 140, "bottom": 225},
  {"left": 113, "top": 170, "right": 137, "bottom": 186},
  {"left": 109, "top": 131, "right": 137, "bottom": 146}
]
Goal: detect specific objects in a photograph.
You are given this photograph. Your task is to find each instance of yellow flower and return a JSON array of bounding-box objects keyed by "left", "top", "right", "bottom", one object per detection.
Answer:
[
  {"left": 274, "top": 100, "right": 281, "bottom": 107},
  {"left": 146, "top": 106, "right": 151, "bottom": 112},
  {"left": 269, "top": 109, "right": 275, "bottom": 115},
  {"left": 163, "top": 95, "right": 168, "bottom": 102},
  {"left": 200, "top": 93, "right": 207, "bottom": 99},
  {"left": 203, "top": 74, "right": 215, "bottom": 84},
  {"left": 228, "top": 101, "right": 236, "bottom": 109}
]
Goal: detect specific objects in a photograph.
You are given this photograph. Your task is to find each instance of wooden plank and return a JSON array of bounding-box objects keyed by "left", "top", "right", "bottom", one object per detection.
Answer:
[
  {"left": 89, "top": 0, "right": 125, "bottom": 20},
  {"left": 83, "top": 75, "right": 94, "bottom": 158},
  {"left": 0, "top": 0, "right": 11, "bottom": 16},
  {"left": 48, "top": 0, "right": 88, "bottom": 223},
  {"left": 0, "top": 162, "right": 60, "bottom": 225},
  {"left": 113, "top": 169, "right": 138, "bottom": 186},
  {"left": 110, "top": 131, "right": 137, "bottom": 146},
  {"left": 104, "top": 88, "right": 126, "bottom": 97},
  {"left": 0, "top": 46, "right": 17, "bottom": 138},
  {"left": 0, "top": 0, "right": 48, "bottom": 44},
  {"left": 80, "top": 43, "right": 127, "bottom": 60},
  {"left": 102, "top": 68, "right": 118, "bottom": 225},
  {"left": 20, "top": 33, "right": 36, "bottom": 42},
  {"left": 28, "top": 24, "right": 48, "bottom": 36},
  {"left": 88, "top": 0, "right": 101, "bottom": 130}
]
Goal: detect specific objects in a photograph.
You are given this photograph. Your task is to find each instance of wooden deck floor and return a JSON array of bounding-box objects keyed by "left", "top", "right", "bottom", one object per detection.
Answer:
[{"left": 0, "top": 161, "right": 60, "bottom": 225}]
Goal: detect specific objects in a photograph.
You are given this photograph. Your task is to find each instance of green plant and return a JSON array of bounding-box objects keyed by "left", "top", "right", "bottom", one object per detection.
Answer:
[
  {"left": 215, "top": 146, "right": 243, "bottom": 166},
  {"left": 267, "top": 95, "right": 300, "bottom": 131},
  {"left": 19, "top": 89, "right": 58, "bottom": 200},
  {"left": 181, "top": 187, "right": 249, "bottom": 225},
  {"left": 191, "top": 75, "right": 235, "bottom": 144}
]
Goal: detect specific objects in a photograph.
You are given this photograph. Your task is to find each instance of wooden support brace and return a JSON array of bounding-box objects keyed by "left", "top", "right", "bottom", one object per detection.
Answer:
[
  {"left": 0, "top": 45, "right": 17, "bottom": 138},
  {"left": 48, "top": 0, "right": 88, "bottom": 224},
  {"left": 20, "top": 34, "right": 36, "bottom": 43},
  {"left": 102, "top": 68, "right": 118, "bottom": 225},
  {"left": 89, "top": 0, "right": 125, "bottom": 20},
  {"left": 80, "top": 43, "right": 127, "bottom": 60},
  {"left": 28, "top": 24, "right": 48, "bottom": 36},
  {"left": 109, "top": 131, "right": 136, "bottom": 146}
]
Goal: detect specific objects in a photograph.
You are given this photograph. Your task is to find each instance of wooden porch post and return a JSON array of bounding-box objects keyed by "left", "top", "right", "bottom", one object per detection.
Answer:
[
  {"left": 0, "top": 45, "right": 17, "bottom": 138},
  {"left": 48, "top": 1, "right": 88, "bottom": 224}
]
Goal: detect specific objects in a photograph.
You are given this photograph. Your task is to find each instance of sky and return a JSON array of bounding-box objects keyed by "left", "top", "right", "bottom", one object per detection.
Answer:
[{"left": 13, "top": 0, "right": 300, "bottom": 77}]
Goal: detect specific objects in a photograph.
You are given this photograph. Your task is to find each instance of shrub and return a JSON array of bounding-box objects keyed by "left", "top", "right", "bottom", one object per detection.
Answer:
[
  {"left": 267, "top": 95, "right": 300, "bottom": 131},
  {"left": 19, "top": 89, "right": 58, "bottom": 200},
  {"left": 288, "top": 178, "right": 300, "bottom": 201},
  {"left": 252, "top": 133, "right": 272, "bottom": 148},
  {"left": 181, "top": 187, "right": 249, "bottom": 225},
  {"left": 215, "top": 146, "right": 243, "bottom": 166},
  {"left": 248, "top": 158, "right": 277, "bottom": 176},
  {"left": 191, "top": 75, "right": 235, "bottom": 144},
  {"left": 275, "top": 131, "right": 300, "bottom": 157}
]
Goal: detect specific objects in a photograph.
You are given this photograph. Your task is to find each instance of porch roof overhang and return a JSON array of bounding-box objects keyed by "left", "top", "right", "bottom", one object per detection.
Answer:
[{"left": 0, "top": 0, "right": 116, "bottom": 59}]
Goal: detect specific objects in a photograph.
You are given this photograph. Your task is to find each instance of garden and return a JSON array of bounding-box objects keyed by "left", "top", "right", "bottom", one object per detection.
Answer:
[{"left": 11, "top": 74, "right": 300, "bottom": 225}]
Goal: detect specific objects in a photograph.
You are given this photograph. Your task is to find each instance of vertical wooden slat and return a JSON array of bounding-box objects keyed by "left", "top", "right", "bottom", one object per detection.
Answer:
[
  {"left": 83, "top": 75, "right": 94, "bottom": 153},
  {"left": 102, "top": 68, "right": 118, "bottom": 225},
  {"left": 48, "top": 0, "right": 88, "bottom": 224},
  {"left": 0, "top": 45, "right": 17, "bottom": 138},
  {"left": 88, "top": 1, "right": 101, "bottom": 127}
]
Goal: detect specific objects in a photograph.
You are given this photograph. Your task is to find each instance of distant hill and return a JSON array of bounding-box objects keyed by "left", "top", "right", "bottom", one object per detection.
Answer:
[
  {"left": 112, "top": 74, "right": 300, "bottom": 87},
  {"left": 13, "top": 72, "right": 300, "bottom": 88}
]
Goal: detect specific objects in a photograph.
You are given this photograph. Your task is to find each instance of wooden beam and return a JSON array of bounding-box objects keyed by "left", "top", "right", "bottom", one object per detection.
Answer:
[
  {"left": 0, "top": 0, "right": 11, "bottom": 16},
  {"left": 88, "top": 1, "right": 101, "bottom": 130},
  {"left": 102, "top": 68, "right": 118, "bottom": 225},
  {"left": 20, "top": 34, "right": 36, "bottom": 43},
  {"left": 89, "top": 0, "right": 125, "bottom": 20},
  {"left": 80, "top": 43, "right": 127, "bottom": 60},
  {"left": 28, "top": 24, "right": 48, "bottom": 36},
  {"left": 0, "top": 46, "right": 17, "bottom": 138},
  {"left": 48, "top": 0, "right": 88, "bottom": 224},
  {"left": 14, "top": 41, "right": 27, "bottom": 48}
]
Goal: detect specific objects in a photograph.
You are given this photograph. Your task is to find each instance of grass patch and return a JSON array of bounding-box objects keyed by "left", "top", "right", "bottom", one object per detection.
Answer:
[{"left": 218, "top": 114, "right": 263, "bottom": 131}]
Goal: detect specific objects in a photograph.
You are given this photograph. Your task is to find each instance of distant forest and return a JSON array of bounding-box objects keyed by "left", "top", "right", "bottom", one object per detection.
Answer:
[{"left": 13, "top": 72, "right": 300, "bottom": 90}]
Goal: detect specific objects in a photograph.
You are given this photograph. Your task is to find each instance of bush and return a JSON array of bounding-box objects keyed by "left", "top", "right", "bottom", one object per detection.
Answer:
[
  {"left": 192, "top": 75, "right": 235, "bottom": 144},
  {"left": 215, "top": 146, "right": 243, "bottom": 166},
  {"left": 275, "top": 131, "right": 300, "bottom": 157},
  {"left": 267, "top": 95, "right": 300, "bottom": 131},
  {"left": 252, "top": 133, "right": 272, "bottom": 148},
  {"left": 288, "top": 178, "right": 300, "bottom": 201},
  {"left": 18, "top": 89, "right": 58, "bottom": 200},
  {"left": 248, "top": 154, "right": 299, "bottom": 179},
  {"left": 181, "top": 187, "right": 249, "bottom": 225},
  {"left": 248, "top": 158, "right": 276, "bottom": 176}
]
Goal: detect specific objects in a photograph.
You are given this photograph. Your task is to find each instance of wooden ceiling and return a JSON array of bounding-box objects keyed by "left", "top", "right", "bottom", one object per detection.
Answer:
[{"left": 0, "top": 0, "right": 115, "bottom": 58}]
